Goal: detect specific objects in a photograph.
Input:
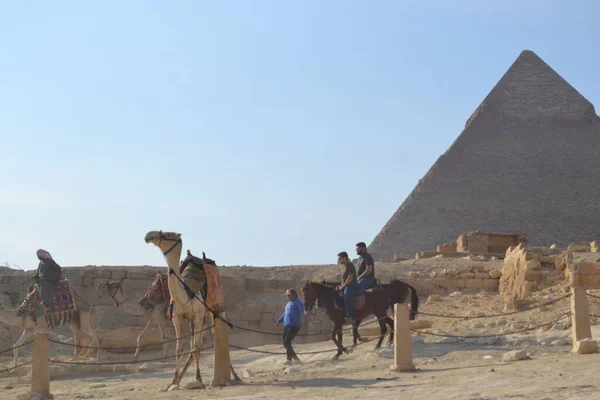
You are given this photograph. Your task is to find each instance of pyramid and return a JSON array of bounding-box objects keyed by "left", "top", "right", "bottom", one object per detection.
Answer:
[{"left": 369, "top": 50, "right": 600, "bottom": 261}]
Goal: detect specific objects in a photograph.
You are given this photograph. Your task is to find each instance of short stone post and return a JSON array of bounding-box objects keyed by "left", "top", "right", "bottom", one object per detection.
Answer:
[
  {"left": 571, "top": 286, "right": 595, "bottom": 353},
  {"left": 31, "top": 332, "right": 50, "bottom": 396},
  {"left": 390, "top": 303, "right": 415, "bottom": 372},
  {"left": 211, "top": 312, "right": 232, "bottom": 387}
]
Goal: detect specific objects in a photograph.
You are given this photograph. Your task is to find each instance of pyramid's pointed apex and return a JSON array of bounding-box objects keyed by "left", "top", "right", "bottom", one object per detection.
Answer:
[{"left": 465, "top": 50, "right": 596, "bottom": 125}]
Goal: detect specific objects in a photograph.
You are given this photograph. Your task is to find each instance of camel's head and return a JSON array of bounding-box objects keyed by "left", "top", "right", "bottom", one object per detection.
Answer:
[
  {"left": 96, "top": 280, "right": 126, "bottom": 307},
  {"left": 96, "top": 280, "right": 121, "bottom": 292},
  {"left": 145, "top": 231, "right": 181, "bottom": 245},
  {"left": 144, "top": 230, "right": 182, "bottom": 254}
]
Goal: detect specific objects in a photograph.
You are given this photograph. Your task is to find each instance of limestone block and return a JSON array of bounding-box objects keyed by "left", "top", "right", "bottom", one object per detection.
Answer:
[
  {"left": 260, "top": 312, "right": 275, "bottom": 327},
  {"left": 465, "top": 279, "right": 485, "bottom": 289},
  {"left": 574, "top": 338, "right": 598, "bottom": 354},
  {"left": 459, "top": 272, "right": 475, "bottom": 279},
  {"left": 126, "top": 271, "right": 152, "bottom": 280},
  {"left": 474, "top": 273, "right": 490, "bottom": 279},
  {"left": 277, "top": 279, "right": 296, "bottom": 291},
  {"left": 525, "top": 270, "right": 542, "bottom": 281},
  {"left": 525, "top": 260, "right": 541, "bottom": 270},
  {"left": 98, "top": 269, "right": 112, "bottom": 279},
  {"left": 456, "top": 233, "right": 468, "bottom": 252},
  {"left": 523, "top": 281, "right": 538, "bottom": 292},
  {"left": 483, "top": 279, "right": 500, "bottom": 290},
  {"left": 591, "top": 241, "right": 600, "bottom": 253},
  {"left": 245, "top": 278, "right": 264, "bottom": 292},
  {"left": 260, "top": 279, "right": 279, "bottom": 292},
  {"left": 122, "top": 278, "right": 152, "bottom": 291},
  {"left": 241, "top": 303, "right": 263, "bottom": 321},
  {"left": 467, "top": 232, "right": 490, "bottom": 253},
  {"left": 222, "top": 277, "right": 246, "bottom": 292},
  {"left": 436, "top": 242, "right": 457, "bottom": 252},
  {"left": 111, "top": 270, "right": 127, "bottom": 280},
  {"left": 568, "top": 243, "right": 592, "bottom": 253},
  {"left": 489, "top": 270, "right": 502, "bottom": 279},
  {"left": 82, "top": 271, "right": 94, "bottom": 287},
  {"left": 501, "top": 350, "right": 528, "bottom": 362}
]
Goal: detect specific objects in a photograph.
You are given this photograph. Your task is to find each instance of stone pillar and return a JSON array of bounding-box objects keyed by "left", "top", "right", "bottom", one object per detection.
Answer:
[
  {"left": 571, "top": 286, "right": 592, "bottom": 352},
  {"left": 211, "top": 312, "right": 232, "bottom": 387},
  {"left": 389, "top": 304, "right": 415, "bottom": 372},
  {"left": 31, "top": 332, "right": 50, "bottom": 395}
]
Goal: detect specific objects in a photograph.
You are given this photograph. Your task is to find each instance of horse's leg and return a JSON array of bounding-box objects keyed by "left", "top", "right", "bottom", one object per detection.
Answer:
[
  {"left": 375, "top": 316, "right": 387, "bottom": 349},
  {"left": 352, "top": 319, "right": 363, "bottom": 347},
  {"left": 385, "top": 316, "right": 395, "bottom": 346},
  {"left": 330, "top": 323, "right": 344, "bottom": 360},
  {"left": 13, "top": 328, "right": 33, "bottom": 369},
  {"left": 134, "top": 319, "right": 152, "bottom": 361}
]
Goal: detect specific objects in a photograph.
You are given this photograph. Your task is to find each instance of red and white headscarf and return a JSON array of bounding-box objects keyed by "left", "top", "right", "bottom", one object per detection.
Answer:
[{"left": 36, "top": 249, "right": 52, "bottom": 260}]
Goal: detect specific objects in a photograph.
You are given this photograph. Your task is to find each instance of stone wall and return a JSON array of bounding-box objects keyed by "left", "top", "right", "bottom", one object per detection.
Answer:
[{"left": 0, "top": 267, "right": 335, "bottom": 351}]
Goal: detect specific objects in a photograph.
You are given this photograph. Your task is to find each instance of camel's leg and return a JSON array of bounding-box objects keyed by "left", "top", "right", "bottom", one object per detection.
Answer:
[
  {"left": 230, "top": 363, "right": 242, "bottom": 382},
  {"left": 168, "top": 316, "right": 184, "bottom": 390},
  {"left": 13, "top": 328, "right": 34, "bottom": 368},
  {"left": 79, "top": 310, "right": 101, "bottom": 361},
  {"left": 134, "top": 319, "right": 152, "bottom": 361},
  {"left": 70, "top": 324, "right": 82, "bottom": 360},
  {"left": 192, "top": 316, "right": 205, "bottom": 387},
  {"left": 158, "top": 321, "right": 167, "bottom": 358}
]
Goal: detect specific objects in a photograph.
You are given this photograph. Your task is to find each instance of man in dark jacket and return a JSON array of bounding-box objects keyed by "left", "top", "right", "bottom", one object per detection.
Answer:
[{"left": 33, "top": 249, "right": 62, "bottom": 309}]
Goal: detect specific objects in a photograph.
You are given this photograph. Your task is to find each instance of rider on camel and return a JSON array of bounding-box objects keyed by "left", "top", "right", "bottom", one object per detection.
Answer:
[
  {"left": 336, "top": 251, "right": 358, "bottom": 324},
  {"left": 32, "top": 249, "right": 62, "bottom": 312},
  {"left": 355, "top": 242, "right": 376, "bottom": 292}
]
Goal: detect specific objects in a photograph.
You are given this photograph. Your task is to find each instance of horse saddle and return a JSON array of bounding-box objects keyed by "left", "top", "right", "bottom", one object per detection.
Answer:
[{"left": 334, "top": 292, "right": 366, "bottom": 311}]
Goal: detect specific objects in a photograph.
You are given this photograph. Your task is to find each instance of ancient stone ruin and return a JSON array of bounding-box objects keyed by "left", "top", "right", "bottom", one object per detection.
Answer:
[
  {"left": 417, "top": 231, "right": 527, "bottom": 260},
  {"left": 368, "top": 49, "right": 600, "bottom": 262}
]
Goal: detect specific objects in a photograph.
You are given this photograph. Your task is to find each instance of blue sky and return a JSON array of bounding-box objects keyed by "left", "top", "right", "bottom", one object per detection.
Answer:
[{"left": 1, "top": 1, "right": 599, "bottom": 270}]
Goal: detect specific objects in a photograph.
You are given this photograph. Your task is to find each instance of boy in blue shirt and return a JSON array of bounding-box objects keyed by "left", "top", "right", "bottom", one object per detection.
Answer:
[{"left": 276, "top": 288, "right": 305, "bottom": 364}]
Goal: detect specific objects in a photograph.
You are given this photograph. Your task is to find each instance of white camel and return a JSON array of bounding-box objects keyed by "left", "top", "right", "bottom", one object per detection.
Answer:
[
  {"left": 96, "top": 278, "right": 170, "bottom": 361},
  {"left": 0, "top": 283, "right": 100, "bottom": 368},
  {"left": 144, "top": 230, "right": 239, "bottom": 390}
]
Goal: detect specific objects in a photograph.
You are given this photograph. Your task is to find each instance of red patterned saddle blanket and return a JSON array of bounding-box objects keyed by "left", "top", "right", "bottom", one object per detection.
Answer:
[
  {"left": 144, "top": 273, "right": 170, "bottom": 305},
  {"left": 17, "top": 280, "right": 76, "bottom": 327}
]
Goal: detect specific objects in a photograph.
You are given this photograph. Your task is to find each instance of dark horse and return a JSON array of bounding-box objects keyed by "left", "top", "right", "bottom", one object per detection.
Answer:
[
  {"left": 320, "top": 279, "right": 420, "bottom": 346},
  {"left": 300, "top": 281, "right": 394, "bottom": 360}
]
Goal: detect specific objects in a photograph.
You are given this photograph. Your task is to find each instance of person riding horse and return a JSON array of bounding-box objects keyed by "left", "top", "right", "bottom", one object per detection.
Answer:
[
  {"left": 355, "top": 242, "right": 377, "bottom": 291},
  {"left": 336, "top": 251, "right": 358, "bottom": 324}
]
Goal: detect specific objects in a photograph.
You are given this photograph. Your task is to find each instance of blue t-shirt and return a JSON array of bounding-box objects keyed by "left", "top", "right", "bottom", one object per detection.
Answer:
[{"left": 277, "top": 298, "right": 305, "bottom": 328}]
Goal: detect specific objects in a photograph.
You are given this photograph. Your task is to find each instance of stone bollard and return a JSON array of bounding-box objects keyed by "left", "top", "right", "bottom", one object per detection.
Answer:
[
  {"left": 16, "top": 332, "right": 52, "bottom": 400},
  {"left": 571, "top": 287, "right": 592, "bottom": 353},
  {"left": 211, "top": 312, "right": 232, "bottom": 387},
  {"left": 389, "top": 303, "right": 415, "bottom": 372}
]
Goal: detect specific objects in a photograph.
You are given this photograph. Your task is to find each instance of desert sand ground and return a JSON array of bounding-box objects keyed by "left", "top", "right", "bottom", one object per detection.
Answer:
[{"left": 2, "top": 277, "right": 600, "bottom": 400}]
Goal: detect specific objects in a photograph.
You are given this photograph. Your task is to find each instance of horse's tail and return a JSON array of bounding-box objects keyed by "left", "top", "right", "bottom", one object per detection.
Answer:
[{"left": 407, "top": 284, "right": 419, "bottom": 321}]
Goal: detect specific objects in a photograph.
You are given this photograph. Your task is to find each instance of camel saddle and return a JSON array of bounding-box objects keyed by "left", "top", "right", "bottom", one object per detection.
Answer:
[
  {"left": 180, "top": 253, "right": 226, "bottom": 314},
  {"left": 17, "top": 280, "right": 78, "bottom": 328}
]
